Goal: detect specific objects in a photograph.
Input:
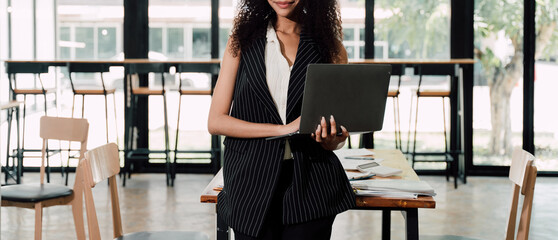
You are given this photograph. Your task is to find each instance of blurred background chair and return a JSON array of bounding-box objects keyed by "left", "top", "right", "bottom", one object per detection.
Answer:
[
  {"left": 173, "top": 63, "right": 213, "bottom": 183},
  {"left": 387, "top": 64, "right": 404, "bottom": 150},
  {"left": 1, "top": 116, "right": 89, "bottom": 240},
  {"left": 1, "top": 101, "right": 22, "bottom": 185},
  {"left": 67, "top": 62, "right": 118, "bottom": 144},
  {"left": 124, "top": 63, "right": 172, "bottom": 186},
  {"left": 79, "top": 142, "right": 209, "bottom": 240},
  {"left": 7, "top": 62, "right": 59, "bottom": 182},
  {"left": 408, "top": 64, "right": 457, "bottom": 187}
]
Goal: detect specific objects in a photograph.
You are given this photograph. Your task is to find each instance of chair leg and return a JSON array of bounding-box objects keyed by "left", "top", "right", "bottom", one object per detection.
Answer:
[
  {"left": 81, "top": 95, "right": 85, "bottom": 119},
  {"left": 412, "top": 96, "right": 420, "bottom": 168},
  {"left": 5, "top": 108, "right": 13, "bottom": 183},
  {"left": 163, "top": 94, "right": 171, "bottom": 186},
  {"left": 392, "top": 97, "right": 399, "bottom": 150},
  {"left": 22, "top": 95, "right": 27, "bottom": 167},
  {"left": 104, "top": 94, "right": 110, "bottom": 143},
  {"left": 112, "top": 93, "right": 120, "bottom": 147},
  {"left": 442, "top": 97, "right": 449, "bottom": 182},
  {"left": 406, "top": 94, "right": 414, "bottom": 154},
  {"left": 34, "top": 202, "right": 43, "bottom": 240},
  {"left": 16, "top": 103, "right": 22, "bottom": 183},
  {"left": 71, "top": 197, "right": 86, "bottom": 240},
  {"left": 174, "top": 94, "right": 182, "bottom": 185},
  {"left": 396, "top": 96, "right": 402, "bottom": 151}
]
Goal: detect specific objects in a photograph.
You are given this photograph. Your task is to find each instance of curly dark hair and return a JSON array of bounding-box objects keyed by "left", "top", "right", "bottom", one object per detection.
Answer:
[{"left": 229, "top": 0, "right": 343, "bottom": 63}]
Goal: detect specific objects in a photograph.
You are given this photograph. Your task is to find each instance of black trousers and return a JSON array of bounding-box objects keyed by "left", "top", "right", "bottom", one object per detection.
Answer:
[{"left": 234, "top": 159, "right": 336, "bottom": 240}]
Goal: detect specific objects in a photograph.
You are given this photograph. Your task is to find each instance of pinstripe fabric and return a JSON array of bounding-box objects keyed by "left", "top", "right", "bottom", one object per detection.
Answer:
[{"left": 217, "top": 28, "right": 356, "bottom": 237}]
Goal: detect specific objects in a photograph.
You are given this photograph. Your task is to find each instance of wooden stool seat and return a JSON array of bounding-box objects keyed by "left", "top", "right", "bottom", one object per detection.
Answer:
[
  {"left": 115, "top": 231, "right": 209, "bottom": 240},
  {"left": 1, "top": 101, "right": 23, "bottom": 110},
  {"left": 74, "top": 88, "right": 116, "bottom": 95},
  {"left": 417, "top": 90, "right": 450, "bottom": 97},
  {"left": 132, "top": 87, "right": 164, "bottom": 95},
  {"left": 1, "top": 183, "right": 72, "bottom": 202},
  {"left": 179, "top": 89, "right": 212, "bottom": 95},
  {"left": 13, "top": 88, "right": 56, "bottom": 95},
  {"left": 387, "top": 90, "right": 400, "bottom": 97}
]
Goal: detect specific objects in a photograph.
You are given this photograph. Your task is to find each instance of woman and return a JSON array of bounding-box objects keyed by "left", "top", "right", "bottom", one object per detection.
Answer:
[{"left": 208, "top": 0, "right": 355, "bottom": 239}]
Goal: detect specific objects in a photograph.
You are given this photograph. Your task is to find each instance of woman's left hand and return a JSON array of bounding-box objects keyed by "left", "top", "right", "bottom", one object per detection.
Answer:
[{"left": 311, "top": 115, "right": 349, "bottom": 151}]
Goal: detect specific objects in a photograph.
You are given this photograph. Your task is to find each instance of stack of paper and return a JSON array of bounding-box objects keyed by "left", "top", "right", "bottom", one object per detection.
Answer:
[
  {"left": 334, "top": 148, "right": 383, "bottom": 170},
  {"left": 351, "top": 179, "right": 436, "bottom": 199}
]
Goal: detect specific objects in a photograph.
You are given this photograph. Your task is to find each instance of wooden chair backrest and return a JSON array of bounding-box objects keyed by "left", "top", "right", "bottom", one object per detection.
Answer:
[
  {"left": 39, "top": 116, "right": 89, "bottom": 184},
  {"left": 506, "top": 148, "right": 538, "bottom": 240},
  {"left": 79, "top": 143, "right": 123, "bottom": 240}
]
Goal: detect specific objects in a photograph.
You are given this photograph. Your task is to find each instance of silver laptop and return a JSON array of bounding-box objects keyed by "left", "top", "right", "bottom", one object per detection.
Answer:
[{"left": 266, "top": 64, "right": 392, "bottom": 140}]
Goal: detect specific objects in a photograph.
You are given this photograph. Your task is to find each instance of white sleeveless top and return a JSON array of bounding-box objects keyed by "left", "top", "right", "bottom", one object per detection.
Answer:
[{"left": 265, "top": 23, "right": 293, "bottom": 159}]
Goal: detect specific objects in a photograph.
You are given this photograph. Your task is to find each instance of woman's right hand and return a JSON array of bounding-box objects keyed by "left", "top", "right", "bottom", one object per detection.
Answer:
[{"left": 279, "top": 116, "right": 301, "bottom": 135}]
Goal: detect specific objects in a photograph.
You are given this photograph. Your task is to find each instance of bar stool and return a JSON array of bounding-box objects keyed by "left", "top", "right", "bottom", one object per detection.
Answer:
[
  {"left": 173, "top": 64, "right": 214, "bottom": 184},
  {"left": 2, "top": 101, "right": 22, "bottom": 185},
  {"left": 387, "top": 64, "right": 404, "bottom": 150},
  {"left": 124, "top": 63, "right": 171, "bottom": 186},
  {"left": 407, "top": 64, "right": 456, "bottom": 187},
  {"left": 6, "top": 62, "right": 59, "bottom": 182},
  {"left": 67, "top": 62, "right": 118, "bottom": 143}
]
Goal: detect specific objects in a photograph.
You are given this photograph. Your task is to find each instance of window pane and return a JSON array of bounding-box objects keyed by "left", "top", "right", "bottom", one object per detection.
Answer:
[
  {"left": 192, "top": 28, "right": 211, "bottom": 59},
  {"left": 219, "top": 27, "right": 231, "bottom": 58},
  {"left": 60, "top": 26, "right": 71, "bottom": 59},
  {"left": 150, "top": 27, "right": 163, "bottom": 54},
  {"left": 75, "top": 27, "right": 94, "bottom": 59},
  {"left": 98, "top": 27, "right": 117, "bottom": 59},
  {"left": 534, "top": 0, "right": 558, "bottom": 171},
  {"left": 473, "top": 0, "right": 523, "bottom": 166},
  {"left": 374, "top": 0, "right": 450, "bottom": 59},
  {"left": 340, "top": 0, "right": 364, "bottom": 61},
  {"left": 167, "top": 27, "right": 184, "bottom": 59},
  {"left": 343, "top": 28, "right": 354, "bottom": 41}
]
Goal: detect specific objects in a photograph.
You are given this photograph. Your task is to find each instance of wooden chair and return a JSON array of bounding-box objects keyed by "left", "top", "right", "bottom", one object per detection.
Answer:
[
  {"left": 423, "top": 148, "right": 538, "bottom": 240},
  {"left": 78, "top": 143, "right": 209, "bottom": 240},
  {"left": 1, "top": 116, "right": 89, "bottom": 240}
]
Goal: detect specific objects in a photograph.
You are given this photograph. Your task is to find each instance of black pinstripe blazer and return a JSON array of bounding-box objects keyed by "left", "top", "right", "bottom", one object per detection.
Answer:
[{"left": 217, "top": 29, "right": 356, "bottom": 237}]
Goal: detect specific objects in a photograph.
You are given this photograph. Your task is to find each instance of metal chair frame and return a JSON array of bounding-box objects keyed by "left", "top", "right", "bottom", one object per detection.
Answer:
[
  {"left": 407, "top": 64, "right": 457, "bottom": 187},
  {"left": 124, "top": 63, "right": 172, "bottom": 186}
]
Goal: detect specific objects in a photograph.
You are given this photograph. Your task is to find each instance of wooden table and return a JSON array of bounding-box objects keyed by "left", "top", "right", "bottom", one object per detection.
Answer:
[{"left": 201, "top": 149, "right": 435, "bottom": 240}]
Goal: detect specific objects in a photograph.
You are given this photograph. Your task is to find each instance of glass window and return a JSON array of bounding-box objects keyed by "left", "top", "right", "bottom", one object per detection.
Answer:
[
  {"left": 374, "top": 0, "right": 450, "bottom": 59},
  {"left": 343, "top": 28, "right": 355, "bottom": 41},
  {"left": 75, "top": 27, "right": 94, "bottom": 59},
  {"left": 97, "top": 27, "right": 117, "bottom": 59},
  {"left": 167, "top": 27, "right": 184, "bottom": 59},
  {"left": 534, "top": 0, "right": 558, "bottom": 171},
  {"left": 219, "top": 27, "right": 231, "bottom": 58},
  {"left": 60, "top": 26, "right": 71, "bottom": 59},
  {"left": 150, "top": 27, "right": 163, "bottom": 54},
  {"left": 473, "top": 0, "right": 524, "bottom": 166},
  {"left": 192, "top": 28, "right": 211, "bottom": 59}
]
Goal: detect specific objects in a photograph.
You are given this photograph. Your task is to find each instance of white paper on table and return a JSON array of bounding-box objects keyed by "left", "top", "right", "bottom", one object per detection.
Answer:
[
  {"left": 333, "top": 148, "right": 375, "bottom": 159},
  {"left": 340, "top": 159, "right": 384, "bottom": 170},
  {"left": 355, "top": 190, "right": 418, "bottom": 199},
  {"left": 351, "top": 179, "right": 436, "bottom": 196}
]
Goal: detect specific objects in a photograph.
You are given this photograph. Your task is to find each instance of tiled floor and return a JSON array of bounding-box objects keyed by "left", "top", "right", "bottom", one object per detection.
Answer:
[{"left": 1, "top": 173, "right": 557, "bottom": 240}]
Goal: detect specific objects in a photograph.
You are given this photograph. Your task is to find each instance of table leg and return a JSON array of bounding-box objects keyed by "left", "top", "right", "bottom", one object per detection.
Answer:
[
  {"left": 402, "top": 209, "right": 419, "bottom": 240},
  {"left": 216, "top": 206, "right": 230, "bottom": 240},
  {"left": 382, "top": 209, "right": 391, "bottom": 240}
]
